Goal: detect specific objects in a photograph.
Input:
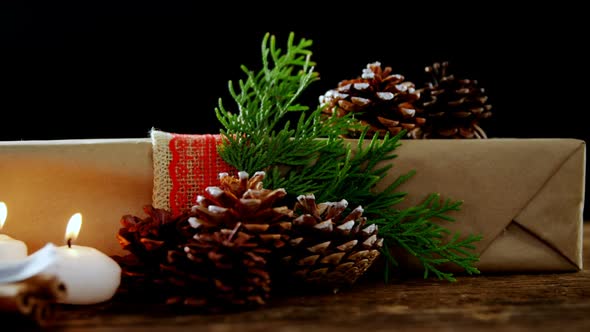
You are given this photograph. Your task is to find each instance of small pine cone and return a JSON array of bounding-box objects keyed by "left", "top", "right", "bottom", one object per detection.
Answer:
[
  {"left": 279, "top": 194, "right": 383, "bottom": 292},
  {"left": 117, "top": 205, "right": 192, "bottom": 261},
  {"left": 417, "top": 61, "right": 492, "bottom": 138},
  {"left": 115, "top": 205, "right": 194, "bottom": 302},
  {"left": 320, "top": 61, "right": 425, "bottom": 138},
  {"left": 160, "top": 223, "right": 271, "bottom": 310},
  {"left": 191, "top": 171, "right": 293, "bottom": 250}
]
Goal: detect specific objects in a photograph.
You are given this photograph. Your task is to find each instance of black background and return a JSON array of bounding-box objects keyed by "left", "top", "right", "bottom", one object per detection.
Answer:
[{"left": 1, "top": 2, "right": 588, "bottom": 215}]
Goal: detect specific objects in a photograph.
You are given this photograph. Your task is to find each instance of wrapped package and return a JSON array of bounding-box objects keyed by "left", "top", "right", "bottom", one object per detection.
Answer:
[{"left": 0, "top": 134, "right": 584, "bottom": 272}]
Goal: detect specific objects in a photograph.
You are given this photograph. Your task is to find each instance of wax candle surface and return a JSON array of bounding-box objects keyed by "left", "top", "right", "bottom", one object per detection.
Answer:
[
  {"left": 43, "top": 213, "right": 121, "bottom": 305},
  {"left": 0, "top": 234, "right": 28, "bottom": 260},
  {"left": 45, "top": 244, "right": 121, "bottom": 304},
  {"left": 0, "top": 202, "right": 28, "bottom": 260}
]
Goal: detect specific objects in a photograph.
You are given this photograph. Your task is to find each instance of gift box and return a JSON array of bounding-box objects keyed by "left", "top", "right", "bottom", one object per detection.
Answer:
[
  {"left": 380, "top": 139, "right": 586, "bottom": 272},
  {"left": 0, "top": 136, "right": 584, "bottom": 272}
]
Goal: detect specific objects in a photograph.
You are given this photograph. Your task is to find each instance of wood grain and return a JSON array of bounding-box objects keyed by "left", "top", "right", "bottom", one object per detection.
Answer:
[{"left": 33, "top": 225, "right": 590, "bottom": 332}]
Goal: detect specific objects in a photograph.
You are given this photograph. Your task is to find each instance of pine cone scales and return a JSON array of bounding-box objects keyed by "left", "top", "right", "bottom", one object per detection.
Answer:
[
  {"left": 118, "top": 220, "right": 271, "bottom": 309},
  {"left": 117, "top": 205, "right": 191, "bottom": 260},
  {"left": 115, "top": 171, "right": 293, "bottom": 310},
  {"left": 117, "top": 172, "right": 383, "bottom": 307},
  {"left": 161, "top": 223, "right": 271, "bottom": 309},
  {"left": 320, "top": 61, "right": 424, "bottom": 138},
  {"left": 115, "top": 206, "right": 195, "bottom": 303},
  {"left": 280, "top": 194, "right": 383, "bottom": 292},
  {"left": 417, "top": 61, "right": 492, "bottom": 138},
  {"left": 161, "top": 171, "right": 293, "bottom": 308},
  {"left": 192, "top": 171, "right": 293, "bottom": 249}
]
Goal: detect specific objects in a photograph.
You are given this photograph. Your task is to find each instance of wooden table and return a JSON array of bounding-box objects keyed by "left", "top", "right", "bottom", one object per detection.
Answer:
[{"left": 21, "top": 226, "right": 590, "bottom": 331}]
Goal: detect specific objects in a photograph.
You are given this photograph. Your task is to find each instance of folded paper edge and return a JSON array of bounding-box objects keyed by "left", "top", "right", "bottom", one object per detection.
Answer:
[
  {"left": 477, "top": 223, "right": 579, "bottom": 272},
  {"left": 509, "top": 141, "right": 584, "bottom": 269}
]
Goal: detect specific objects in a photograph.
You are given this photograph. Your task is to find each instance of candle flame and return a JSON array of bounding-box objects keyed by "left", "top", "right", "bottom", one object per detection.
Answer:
[
  {"left": 65, "top": 213, "right": 83, "bottom": 243},
  {"left": 0, "top": 202, "right": 7, "bottom": 230}
]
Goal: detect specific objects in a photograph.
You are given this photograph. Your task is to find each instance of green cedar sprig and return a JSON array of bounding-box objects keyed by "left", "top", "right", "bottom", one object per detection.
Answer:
[
  {"left": 375, "top": 194, "right": 481, "bottom": 282},
  {"left": 215, "top": 33, "right": 354, "bottom": 174},
  {"left": 215, "top": 32, "right": 481, "bottom": 282}
]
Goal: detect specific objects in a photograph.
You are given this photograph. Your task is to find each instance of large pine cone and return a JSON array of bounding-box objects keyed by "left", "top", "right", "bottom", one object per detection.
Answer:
[
  {"left": 417, "top": 61, "right": 492, "bottom": 138},
  {"left": 116, "top": 170, "right": 294, "bottom": 311},
  {"left": 279, "top": 194, "right": 383, "bottom": 293},
  {"left": 320, "top": 61, "right": 425, "bottom": 139},
  {"left": 174, "top": 170, "right": 293, "bottom": 307}
]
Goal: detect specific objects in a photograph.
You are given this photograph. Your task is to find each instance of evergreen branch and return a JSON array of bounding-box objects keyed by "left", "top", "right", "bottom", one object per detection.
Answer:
[
  {"left": 374, "top": 195, "right": 481, "bottom": 282},
  {"left": 215, "top": 32, "right": 482, "bottom": 283},
  {"left": 215, "top": 33, "right": 352, "bottom": 174}
]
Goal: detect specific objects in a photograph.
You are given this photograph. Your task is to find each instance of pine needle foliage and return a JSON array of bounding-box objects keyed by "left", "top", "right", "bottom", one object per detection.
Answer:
[
  {"left": 215, "top": 32, "right": 481, "bottom": 282},
  {"left": 215, "top": 33, "right": 351, "bottom": 175}
]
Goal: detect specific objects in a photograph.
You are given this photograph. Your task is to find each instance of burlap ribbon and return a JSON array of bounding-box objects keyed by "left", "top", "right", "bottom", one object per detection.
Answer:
[{"left": 151, "top": 130, "right": 236, "bottom": 214}]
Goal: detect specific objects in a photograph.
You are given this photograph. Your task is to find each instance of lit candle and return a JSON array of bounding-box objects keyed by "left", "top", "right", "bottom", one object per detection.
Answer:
[
  {"left": 44, "top": 213, "right": 121, "bottom": 304},
  {"left": 0, "top": 202, "right": 28, "bottom": 260}
]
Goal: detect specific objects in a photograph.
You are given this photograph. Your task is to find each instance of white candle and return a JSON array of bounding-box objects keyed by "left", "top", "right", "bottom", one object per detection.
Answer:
[
  {"left": 0, "top": 202, "right": 28, "bottom": 260},
  {"left": 44, "top": 213, "right": 121, "bottom": 305}
]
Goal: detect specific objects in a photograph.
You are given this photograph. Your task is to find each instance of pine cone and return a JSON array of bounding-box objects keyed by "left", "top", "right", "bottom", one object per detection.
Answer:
[
  {"left": 320, "top": 61, "right": 424, "bottom": 138},
  {"left": 115, "top": 205, "right": 194, "bottom": 303},
  {"left": 115, "top": 172, "right": 291, "bottom": 311},
  {"left": 176, "top": 170, "right": 293, "bottom": 307},
  {"left": 161, "top": 223, "right": 271, "bottom": 310},
  {"left": 117, "top": 205, "right": 191, "bottom": 260},
  {"left": 279, "top": 194, "right": 383, "bottom": 293},
  {"left": 192, "top": 171, "right": 293, "bottom": 251},
  {"left": 417, "top": 61, "right": 492, "bottom": 138}
]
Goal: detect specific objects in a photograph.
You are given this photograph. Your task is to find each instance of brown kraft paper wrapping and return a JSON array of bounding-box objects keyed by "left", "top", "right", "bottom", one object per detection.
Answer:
[{"left": 0, "top": 138, "right": 584, "bottom": 272}]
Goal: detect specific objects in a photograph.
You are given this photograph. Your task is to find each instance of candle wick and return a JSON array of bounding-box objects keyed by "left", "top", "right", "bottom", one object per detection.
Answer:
[{"left": 67, "top": 238, "right": 72, "bottom": 248}]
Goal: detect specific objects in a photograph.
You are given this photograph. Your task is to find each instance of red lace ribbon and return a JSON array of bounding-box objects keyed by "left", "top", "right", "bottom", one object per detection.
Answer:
[{"left": 168, "top": 134, "right": 235, "bottom": 214}]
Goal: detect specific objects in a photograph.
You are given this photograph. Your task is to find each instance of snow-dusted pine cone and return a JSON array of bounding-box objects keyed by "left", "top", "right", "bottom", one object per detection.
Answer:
[
  {"left": 116, "top": 170, "right": 295, "bottom": 311},
  {"left": 191, "top": 171, "right": 293, "bottom": 251},
  {"left": 320, "top": 61, "right": 425, "bottom": 138},
  {"left": 279, "top": 194, "right": 383, "bottom": 292}
]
